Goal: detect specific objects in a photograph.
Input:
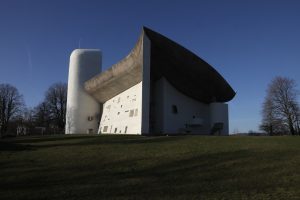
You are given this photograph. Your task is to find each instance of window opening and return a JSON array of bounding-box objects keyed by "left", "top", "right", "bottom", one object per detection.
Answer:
[
  {"left": 103, "top": 126, "right": 108, "bottom": 132},
  {"left": 172, "top": 105, "right": 178, "bottom": 114},
  {"left": 129, "top": 110, "right": 134, "bottom": 117}
]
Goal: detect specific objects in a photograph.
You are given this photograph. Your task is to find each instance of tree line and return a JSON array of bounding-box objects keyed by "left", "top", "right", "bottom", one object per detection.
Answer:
[
  {"left": 1, "top": 76, "right": 299, "bottom": 137},
  {"left": 0, "top": 82, "right": 67, "bottom": 137}
]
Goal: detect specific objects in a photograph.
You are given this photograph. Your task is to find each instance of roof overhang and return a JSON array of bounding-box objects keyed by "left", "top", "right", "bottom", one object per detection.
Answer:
[
  {"left": 84, "top": 27, "right": 235, "bottom": 104},
  {"left": 84, "top": 33, "right": 143, "bottom": 103}
]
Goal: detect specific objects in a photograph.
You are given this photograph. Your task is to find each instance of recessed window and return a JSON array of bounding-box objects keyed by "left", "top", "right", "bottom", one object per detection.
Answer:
[
  {"left": 103, "top": 126, "right": 108, "bottom": 132},
  {"left": 134, "top": 109, "right": 138, "bottom": 116},
  {"left": 172, "top": 105, "right": 178, "bottom": 114},
  {"left": 129, "top": 110, "right": 134, "bottom": 117},
  {"left": 125, "top": 126, "right": 128, "bottom": 134},
  {"left": 114, "top": 128, "right": 117, "bottom": 133},
  {"left": 117, "top": 112, "right": 120, "bottom": 115}
]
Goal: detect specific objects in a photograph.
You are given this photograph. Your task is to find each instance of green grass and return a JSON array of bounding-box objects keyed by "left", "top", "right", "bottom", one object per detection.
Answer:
[{"left": 0, "top": 135, "right": 300, "bottom": 200}]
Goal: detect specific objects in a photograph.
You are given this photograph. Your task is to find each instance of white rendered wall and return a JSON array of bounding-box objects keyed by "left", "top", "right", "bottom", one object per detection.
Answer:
[
  {"left": 209, "top": 103, "right": 229, "bottom": 135},
  {"left": 153, "top": 78, "right": 211, "bottom": 134},
  {"left": 99, "top": 82, "right": 142, "bottom": 135},
  {"left": 66, "top": 49, "right": 101, "bottom": 134}
]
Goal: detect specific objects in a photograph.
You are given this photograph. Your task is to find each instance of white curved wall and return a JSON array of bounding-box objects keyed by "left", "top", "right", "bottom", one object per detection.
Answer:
[
  {"left": 152, "top": 77, "right": 229, "bottom": 135},
  {"left": 153, "top": 77, "right": 210, "bottom": 134},
  {"left": 65, "top": 49, "right": 102, "bottom": 134}
]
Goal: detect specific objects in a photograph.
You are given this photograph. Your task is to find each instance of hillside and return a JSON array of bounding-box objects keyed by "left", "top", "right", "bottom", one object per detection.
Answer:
[{"left": 0, "top": 135, "right": 299, "bottom": 200}]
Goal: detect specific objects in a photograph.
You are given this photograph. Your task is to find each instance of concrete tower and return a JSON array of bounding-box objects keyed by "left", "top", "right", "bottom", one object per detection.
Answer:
[{"left": 65, "top": 49, "right": 102, "bottom": 134}]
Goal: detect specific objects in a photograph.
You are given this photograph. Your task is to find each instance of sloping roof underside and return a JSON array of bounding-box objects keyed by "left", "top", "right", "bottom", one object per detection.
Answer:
[
  {"left": 84, "top": 35, "right": 143, "bottom": 103},
  {"left": 85, "top": 27, "right": 235, "bottom": 104}
]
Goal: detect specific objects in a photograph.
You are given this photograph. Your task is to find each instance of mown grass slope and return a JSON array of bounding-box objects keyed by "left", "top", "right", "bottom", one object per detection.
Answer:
[{"left": 0, "top": 135, "right": 299, "bottom": 200}]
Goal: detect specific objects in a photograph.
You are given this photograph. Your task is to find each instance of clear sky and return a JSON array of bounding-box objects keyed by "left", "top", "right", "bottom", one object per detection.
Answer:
[{"left": 0, "top": 0, "right": 299, "bottom": 133}]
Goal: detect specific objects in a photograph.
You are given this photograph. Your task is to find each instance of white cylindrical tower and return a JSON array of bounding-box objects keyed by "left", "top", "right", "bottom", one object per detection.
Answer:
[{"left": 65, "top": 49, "right": 102, "bottom": 134}]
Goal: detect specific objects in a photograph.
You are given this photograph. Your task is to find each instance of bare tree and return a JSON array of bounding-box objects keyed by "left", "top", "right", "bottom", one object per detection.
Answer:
[
  {"left": 260, "top": 96, "right": 288, "bottom": 135},
  {"left": 44, "top": 82, "right": 67, "bottom": 131},
  {"left": 260, "top": 77, "right": 300, "bottom": 135},
  {"left": 291, "top": 103, "right": 300, "bottom": 134},
  {"left": 0, "top": 84, "right": 24, "bottom": 136},
  {"left": 33, "top": 102, "right": 51, "bottom": 128}
]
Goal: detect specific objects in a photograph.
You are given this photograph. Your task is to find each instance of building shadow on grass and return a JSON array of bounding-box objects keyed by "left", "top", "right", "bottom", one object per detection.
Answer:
[
  {"left": 0, "top": 141, "right": 33, "bottom": 151},
  {"left": 78, "top": 150, "right": 296, "bottom": 199},
  {"left": 0, "top": 135, "right": 186, "bottom": 151},
  {"left": 2, "top": 149, "right": 296, "bottom": 200}
]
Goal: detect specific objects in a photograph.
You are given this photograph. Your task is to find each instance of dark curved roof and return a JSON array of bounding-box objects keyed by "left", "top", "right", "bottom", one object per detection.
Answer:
[
  {"left": 85, "top": 27, "right": 235, "bottom": 104},
  {"left": 144, "top": 27, "right": 235, "bottom": 103}
]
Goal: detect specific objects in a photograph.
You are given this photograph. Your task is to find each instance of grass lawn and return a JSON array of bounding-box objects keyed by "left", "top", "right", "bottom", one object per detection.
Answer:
[{"left": 0, "top": 135, "right": 299, "bottom": 200}]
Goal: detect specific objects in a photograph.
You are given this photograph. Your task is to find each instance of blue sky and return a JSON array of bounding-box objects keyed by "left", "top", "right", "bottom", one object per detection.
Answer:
[{"left": 0, "top": 0, "right": 299, "bottom": 133}]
